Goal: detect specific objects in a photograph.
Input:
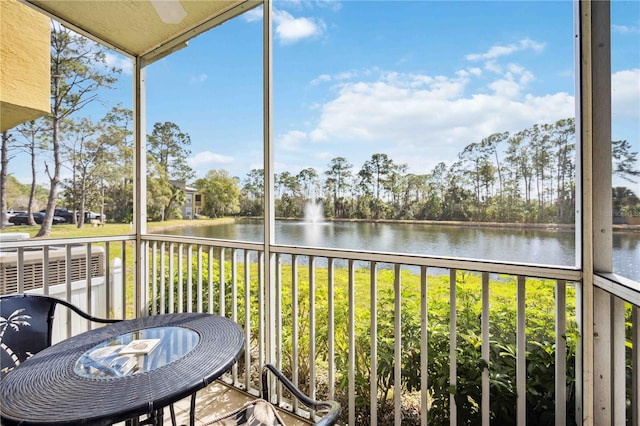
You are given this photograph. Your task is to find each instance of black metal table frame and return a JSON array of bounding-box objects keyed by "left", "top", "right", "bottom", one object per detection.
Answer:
[{"left": 0, "top": 313, "right": 245, "bottom": 426}]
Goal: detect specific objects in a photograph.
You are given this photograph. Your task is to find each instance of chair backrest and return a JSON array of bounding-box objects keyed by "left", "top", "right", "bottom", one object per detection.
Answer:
[
  {"left": 261, "top": 364, "right": 341, "bottom": 426},
  {"left": 1, "top": 294, "right": 58, "bottom": 377},
  {"left": 0, "top": 294, "right": 119, "bottom": 378}
]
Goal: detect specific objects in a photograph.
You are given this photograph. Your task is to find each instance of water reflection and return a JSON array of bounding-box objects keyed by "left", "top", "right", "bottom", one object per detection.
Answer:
[{"left": 157, "top": 220, "right": 639, "bottom": 281}]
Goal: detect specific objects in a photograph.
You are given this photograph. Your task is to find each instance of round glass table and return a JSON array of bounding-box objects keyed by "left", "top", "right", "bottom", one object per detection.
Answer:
[
  {"left": 74, "top": 326, "right": 199, "bottom": 379},
  {"left": 0, "top": 313, "right": 244, "bottom": 426}
]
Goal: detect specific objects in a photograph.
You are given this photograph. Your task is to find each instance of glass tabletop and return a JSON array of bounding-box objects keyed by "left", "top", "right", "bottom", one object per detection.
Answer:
[{"left": 74, "top": 326, "right": 199, "bottom": 379}]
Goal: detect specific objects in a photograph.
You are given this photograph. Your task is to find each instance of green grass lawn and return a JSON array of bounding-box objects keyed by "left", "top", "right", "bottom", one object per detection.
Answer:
[{"left": 1, "top": 218, "right": 232, "bottom": 239}]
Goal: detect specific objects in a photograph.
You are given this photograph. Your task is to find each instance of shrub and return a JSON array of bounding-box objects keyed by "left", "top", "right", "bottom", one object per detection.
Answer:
[{"left": 151, "top": 257, "right": 582, "bottom": 425}]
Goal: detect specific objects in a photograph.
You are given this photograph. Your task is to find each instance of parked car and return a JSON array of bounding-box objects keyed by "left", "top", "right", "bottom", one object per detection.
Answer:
[
  {"left": 84, "top": 211, "right": 105, "bottom": 222},
  {"left": 9, "top": 212, "right": 66, "bottom": 225},
  {"left": 39, "top": 208, "right": 76, "bottom": 223},
  {"left": 6, "top": 210, "right": 26, "bottom": 218}
]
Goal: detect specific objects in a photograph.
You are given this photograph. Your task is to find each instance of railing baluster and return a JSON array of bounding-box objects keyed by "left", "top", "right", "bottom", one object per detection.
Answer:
[
  {"left": 231, "top": 248, "right": 238, "bottom": 383},
  {"left": 244, "top": 249, "right": 251, "bottom": 391},
  {"left": 348, "top": 259, "right": 356, "bottom": 426},
  {"left": 104, "top": 242, "right": 109, "bottom": 316},
  {"left": 575, "top": 281, "right": 583, "bottom": 423},
  {"left": 43, "top": 246, "right": 49, "bottom": 295},
  {"left": 371, "top": 261, "right": 378, "bottom": 426},
  {"left": 218, "top": 247, "right": 224, "bottom": 316},
  {"left": 86, "top": 243, "right": 93, "bottom": 323},
  {"left": 292, "top": 254, "right": 299, "bottom": 412},
  {"left": 258, "top": 252, "right": 265, "bottom": 381},
  {"left": 187, "top": 244, "right": 193, "bottom": 312},
  {"left": 197, "top": 245, "right": 203, "bottom": 313},
  {"left": 517, "top": 275, "right": 526, "bottom": 426},
  {"left": 276, "top": 253, "right": 283, "bottom": 404},
  {"left": 420, "top": 266, "right": 428, "bottom": 426},
  {"left": 65, "top": 245, "right": 72, "bottom": 336},
  {"left": 555, "top": 280, "right": 567, "bottom": 426},
  {"left": 613, "top": 296, "right": 626, "bottom": 424},
  {"left": 328, "top": 258, "right": 335, "bottom": 402},
  {"left": 394, "top": 264, "right": 402, "bottom": 426},
  {"left": 449, "top": 268, "right": 457, "bottom": 426},
  {"left": 121, "top": 241, "right": 127, "bottom": 318},
  {"left": 169, "top": 243, "right": 175, "bottom": 314},
  {"left": 633, "top": 305, "right": 639, "bottom": 426},
  {"left": 482, "top": 272, "right": 490, "bottom": 426},
  {"left": 160, "top": 242, "right": 166, "bottom": 314},
  {"left": 16, "top": 247, "right": 24, "bottom": 293},
  {"left": 309, "top": 255, "right": 316, "bottom": 407},
  {"left": 177, "top": 243, "right": 184, "bottom": 313},
  {"left": 151, "top": 241, "right": 157, "bottom": 315},
  {"left": 142, "top": 241, "right": 148, "bottom": 316}
]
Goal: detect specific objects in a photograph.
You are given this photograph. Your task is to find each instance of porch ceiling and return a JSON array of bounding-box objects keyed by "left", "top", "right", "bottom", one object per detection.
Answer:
[{"left": 23, "top": 0, "right": 260, "bottom": 60}]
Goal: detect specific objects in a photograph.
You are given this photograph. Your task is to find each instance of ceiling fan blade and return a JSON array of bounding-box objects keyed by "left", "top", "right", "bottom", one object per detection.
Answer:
[{"left": 150, "top": 0, "right": 187, "bottom": 24}]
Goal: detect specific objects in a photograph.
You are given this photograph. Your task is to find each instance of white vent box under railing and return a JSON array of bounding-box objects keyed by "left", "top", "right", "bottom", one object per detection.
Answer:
[{"left": 0, "top": 245, "right": 123, "bottom": 343}]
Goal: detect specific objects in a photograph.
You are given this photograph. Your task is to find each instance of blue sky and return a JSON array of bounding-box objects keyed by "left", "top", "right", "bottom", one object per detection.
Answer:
[{"left": 9, "top": 1, "right": 640, "bottom": 193}]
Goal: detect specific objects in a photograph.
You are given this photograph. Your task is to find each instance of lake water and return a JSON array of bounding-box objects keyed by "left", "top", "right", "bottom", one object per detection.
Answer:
[{"left": 158, "top": 220, "right": 640, "bottom": 281}]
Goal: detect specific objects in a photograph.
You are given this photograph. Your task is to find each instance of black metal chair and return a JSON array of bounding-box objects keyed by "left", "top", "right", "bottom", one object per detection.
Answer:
[
  {"left": 204, "top": 364, "right": 340, "bottom": 426},
  {"left": 0, "top": 293, "right": 120, "bottom": 378},
  {"left": 261, "top": 364, "right": 341, "bottom": 426}
]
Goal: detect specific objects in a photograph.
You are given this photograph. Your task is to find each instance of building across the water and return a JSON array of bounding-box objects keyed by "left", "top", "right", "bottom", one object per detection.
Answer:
[{"left": 170, "top": 180, "right": 203, "bottom": 219}]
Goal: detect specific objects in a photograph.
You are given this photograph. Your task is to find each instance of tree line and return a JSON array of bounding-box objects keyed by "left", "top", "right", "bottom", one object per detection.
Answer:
[
  {"left": 1, "top": 25, "right": 638, "bottom": 231},
  {"left": 0, "top": 25, "right": 197, "bottom": 231},
  {"left": 233, "top": 120, "right": 638, "bottom": 224}
]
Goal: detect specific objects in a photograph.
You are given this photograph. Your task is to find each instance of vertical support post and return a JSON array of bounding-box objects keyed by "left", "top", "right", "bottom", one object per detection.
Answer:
[
  {"left": 133, "top": 56, "right": 147, "bottom": 318},
  {"left": 262, "top": 0, "right": 276, "bottom": 370},
  {"left": 580, "top": 1, "right": 612, "bottom": 425}
]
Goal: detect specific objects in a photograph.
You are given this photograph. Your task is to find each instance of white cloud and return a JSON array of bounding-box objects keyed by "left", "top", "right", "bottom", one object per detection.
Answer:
[
  {"left": 310, "top": 70, "right": 360, "bottom": 85},
  {"left": 277, "top": 130, "right": 308, "bottom": 151},
  {"left": 190, "top": 73, "right": 208, "bottom": 84},
  {"left": 484, "top": 60, "right": 502, "bottom": 74},
  {"left": 612, "top": 24, "right": 640, "bottom": 34},
  {"left": 244, "top": 7, "right": 326, "bottom": 44},
  {"left": 243, "top": 7, "right": 263, "bottom": 22},
  {"left": 273, "top": 10, "right": 325, "bottom": 44},
  {"left": 105, "top": 52, "right": 132, "bottom": 75},
  {"left": 489, "top": 78, "right": 522, "bottom": 99},
  {"left": 612, "top": 69, "right": 640, "bottom": 120},
  {"left": 302, "top": 69, "right": 574, "bottom": 172},
  {"left": 466, "top": 38, "right": 545, "bottom": 62},
  {"left": 188, "top": 151, "right": 234, "bottom": 170},
  {"left": 311, "top": 74, "right": 332, "bottom": 85}
]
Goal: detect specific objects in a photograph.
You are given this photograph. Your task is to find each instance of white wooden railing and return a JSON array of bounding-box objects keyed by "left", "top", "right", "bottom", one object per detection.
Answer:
[
  {"left": 141, "top": 234, "right": 596, "bottom": 426},
  {"left": 1, "top": 234, "right": 638, "bottom": 426}
]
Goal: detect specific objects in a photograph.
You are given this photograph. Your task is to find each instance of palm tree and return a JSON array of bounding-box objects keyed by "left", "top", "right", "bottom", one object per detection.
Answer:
[{"left": 0, "top": 308, "right": 32, "bottom": 372}]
